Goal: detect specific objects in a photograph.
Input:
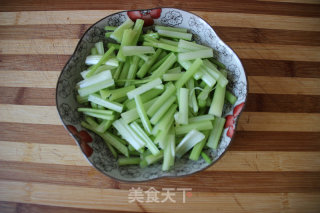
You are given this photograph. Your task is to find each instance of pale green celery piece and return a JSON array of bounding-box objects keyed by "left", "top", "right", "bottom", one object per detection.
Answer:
[
  {"left": 149, "top": 52, "right": 170, "bottom": 73},
  {"left": 108, "top": 85, "right": 135, "bottom": 101},
  {"left": 176, "top": 129, "right": 205, "bottom": 158},
  {"left": 117, "top": 29, "right": 136, "bottom": 62},
  {"left": 162, "top": 126, "right": 175, "bottom": 171},
  {"left": 118, "top": 59, "right": 131, "bottom": 86},
  {"left": 153, "top": 104, "right": 177, "bottom": 135},
  {"left": 137, "top": 54, "right": 149, "bottom": 62},
  {"left": 167, "top": 66, "right": 181, "bottom": 74},
  {"left": 105, "top": 58, "right": 119, "bottom": 67},
  {"left": 121, "top": 98, "right": 158, "bottom": 124},
  {"left": 118, "top": 157, "right": 140, "bottom": 166},
  {"left": 88, "top": 94, "right": 123, "bottom": 113},
  {"left": 78, "top": 79, "right": 114, "bottom": 97},
  {"left": 113, "top": 61, "right": 124, "bottom": 80},
  {"left": 178, "top": 59, "right": 203, "bottom": 80},
  {"left": 225, "top": 90, "right": 238, "bottom": 105},
  {"left": 85, "top": 55, "right": 103, "bottom": 65},
  {"left": 78, "top": 108, "right": 113, "bottom": 115},
  {"left": 150, "top": 96, "right": 176, "bottom": 125},
  {"left": 107, "top": 43, "right": 120, "bottom": 50},
  {"left": 134, "top": 95, "right": 152, "bottom": 134},
  {"left": 81, "top": 121, "right": 129, "bottom": 157},
  {"left": 144, "top": 36, "right": 159, "bottom": 43},
  {"left": 128, "top": 144, "right": 135, "bottom": 152},
  {"left": 189, "top": 114, "right": 215, "bottom": 123},
  {"left": 175, "top": 120, "right": 213, "bottom": 135},
  {"left": 143, "top": 41, "right": 179, "bottom": 52},
  {"left": 100, "top": 89, "right": 111, "bottom": 100},
  {"left": 203, "top": 59, "right": 228, "bottom": 87},
  {"left": 175, "top": 58, "right": 203, "bottom": 90},
  {"left": 201, "top": 152, "right": 212, "bottom": 164},
  {"left": 150, "top": 53, "right": 177, "bottom": 79},
  {"left": 112, "top": 119, "right": 145, "bottom": 150},
  {"left": 208, "top": 83, "right": 226, "bottom": 117},
  {"left": 155, "top": 120, "right": 174, "bottom": 149},
  {"left": 90, "top": 102, "right": 98, "bottom": 109},
  {"left": 155, "top": 25, "right": 188, "bottom": 33},
  {"left": 125, "top": 88, "right": 163, "bottom": 110},
  {"left": 147, "top": 82, "right": 176, "bottom": 117},
  {"left": 206, "top": 96, "right": 212, "bottom": 107},
  {"left": 157, "top": 29, "right": 192, "bottom": 41},
  {"left": 209, "top": 58, "right": 226, "bottom": 69},
  {"left": 178, "top": 88, "right": 189, "bottom": 125},
  {"left": 91, "top": 47, "right": 98, "bottom": 55},
  {"left": 80, "top": 70, "right": 89, "bottom": 79},
  {"left": 85, "top": 46, "right": 115, "bottom": 78},
  {"left": 186, "top": 79, "right": 199, "bottom": 113},
  {"left": 207, "top": 117, "right": 226, "bottom": 149},
  {"left": 130, "top": 122, "right": 160, "bottom": 155},
  {"left": 76, "top": 95, "right": 88, "bottom": 104},
  {"left": 104, "top": 26, "right": 117, "bottom": 31},
  {"left": 96, "top": 119, "right": 113, "bottom": 133},
  {"left": 129, "top": 150, "right": 141, "bottom": 156},
  {"left": 77, "top": 70, "right": 112, "bottom": 88},
  {"left": 138, "top": 58, "right": 145, "bottom": 69},
  {"left": 125, "top": 56, "right": 140, "bottom": 87},
  {"left": 95, "top": 41, "right": 104, "bottom": 55},
  {"left": 84, "top": 116, "right": 98, "bottom": 128},
  {"left": 163, "top": 73, "right": 184, "bottom": 81},
  {"left": 105, "top": 32, "right": 112, "bottom": 38},
  {"left": 178, "top": 39, "right": 210, "bottom": 51},
  {"left": 110, "top": 18, "right": 134, "bottom": 43},
  {"left": 132, "top": 19, "right": 144, "bottom": 45},
  {"left": 142, "top": 32, "right": 159, "bottom": 40},
  {"left": 106, "top": 141, "right": 118, "bottom": 158},
  {"left": 136, "top": 48, "right": 162, "bottom": 78},
  {"left": 201, "top": 68, "right": 217, "bottom": 87},
  {"left": 159, "top": 38, "right": 179, "bottom": 46},
  {"left": 178, "top": 49, "right": 213, "bottom": 61},
  {"left": 127, "top": 78, "right": 162, "bottom": 100},
  {"left": 145, "top": 150, "right": 164, "bottom": 165},
  {"left": 122, "top": 46, "right": 155, "bottom": 56},
  {"left": 189, "top": 131, "right": 210, "bottom": 161}
]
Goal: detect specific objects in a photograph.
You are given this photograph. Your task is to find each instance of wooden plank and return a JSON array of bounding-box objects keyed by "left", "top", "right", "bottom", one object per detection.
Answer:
[
  {"left": 228, "top": 42, "right": 320, "bottom": 62},
  {"left": 242, "top": 59, "right": 320, "bottom": 78},
  {"left": 0, "top": 123, "right": 73, "bottom": 145},
  {"left": 2, "top": 39, "right": 319, "bottom": 62},
  {"left": 1, "top": 141, "right": 319, "bottom": 171},
  {"left": 2, "top": 24, "right": 320, "bottom": 47},
  {"left": 259, "top": 0, "right": 320, "bottom": 4},
  {"left": 0, "top": 161, "right": 319, "bottom": 193},
  {"left": 237, "top": 112, "right": 320, "bottom": 132},
  {"left": 1, "top": 105, "right": 319, "bottom": 132},
  {"left": 0, "top": 180, "right": 319, "bottom": 212},
  {"left": 0, "top": 87, "right": 56, "bottom": 106},
  {"left": 2, "top": 55, "right": 319, "bottom": 78},
  {"left": 1, "top": 10, "right": 319, "bottom": 32},
  {"left": 245, "top": 94, "right": 320, "bottom": 113},
  {"left": 0, "top": 201, "right": 133, "bottom": 213},
  {"left": 1, "top": 0, "right": 320, "bottom": 17},
  {"left": 248, "top": 76, "right": 320, "bottom": 95},
  {"left": 1, "top": 123, "right": 319, "bottom": 151},
  {"left": 0, "top": 71, "right": 60, "bottom": 88}
]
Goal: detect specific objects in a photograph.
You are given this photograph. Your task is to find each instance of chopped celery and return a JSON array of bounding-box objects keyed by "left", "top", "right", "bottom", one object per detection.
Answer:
[
  {"left": 125, "top": 56, "right": 140, "bottom": 86},
  {"left": 77, "top": 95, "right": 88, "bottom": 104},
  {"left": 125, "top": 88, "right": 163, "bottom": 110},
  {"left": 159, "top": 38, "right": 179, "bottom": 46},
  {"left": 150, "top": 53, "right": 177, "bottom": 79},
  {"left": 167, "top": 66, "right": 181, "bottom": 73},
  {"left": 178, "top": 39, "right": 210, "bottom": 51},
  {"left": 117, "top": 29, "right": 136, "bottom": 62},
  {"left": 91, "top": 47, "right": 98, "bottom": 55},
  {"left": 137, "top": 48, "right": 162, "bottom": 78},
  {"left": 149, "top": 53, "right": 170, "bottom": 73},
  {"left": 176, "top": 130, "right": 205, "bottom": 158},
  {"left": 95, "top": 41, "right": 104, "bottom": 55},
  {"left": 155, "top": 25, "right": 188, "bottom": 33},
  {"left": 78, "top": 79, "right": 114, "bottom": 97},
  {"left": 209, "top": 58, "right": 226, "bottom": 69},
  {"left": 122, "top": 46, "right": 155, "bottom": 56},
  {"left": 163, "top": 73, "right": 184, "bottom": 81},
  {"left": 137, "top": 54, "right": 149, "bottom": 62},
  {"left": 208, "top": 83, "right": 226, "bottom": 117},
  {"left": 96, "top": 119, "right": 113, "bottom": 133},
  {"left": 186, "top": 79, "right": 198, "bottom": 113},
  {"left": 107, "top": 43, "right": 120, "bottom": 50},
  {"left": 127, "top": 78, "right": 162, "bottom": 99},
  {"left": 201, "top": 152, "right": 212, "bottom": 164},
  {"left": 143, "top": 41, "right": 179, "bottom": 52},
  {"left": 189, "top": 131, "right": 210, "bottom": 161},
  {"left": 150, "top": 95, "right": 176, "bottom": 125},
  {"left": 78, "top": 108, "right": 113, "bottom": 115},
  {"left": 175, "top": 120, "right": 213, "bottom": 135},
  {"left": 203, "top": 59, "right": 228, "bottom": 87},
  {"left": 77, "top": 70, "right": 112, "bottom": 88},
  {"left": 118, "top": 157, "right": 140, "bottom": 166},
  {"left": 145, "top": 150, "right": 164, "bottom": 165},
  {"left": 134, "top": 95, "right": 152, "bottom": 134},
  {"left": 88, "top": 94, "right": 123, "bottom": 113},
  {"left": 207, "top": 117, "right": 226, "bottom": 149},
  {"left": 178, "top": 49, "right": 213, "bottom": 61},
  {"left": 189, "top": 114, "right": 215, "bottom": 123},
  {"left": 178, "top": 88, "right": 189, "bottom": 125},
  {"left": 132, "top": 19, "right": 144, "bottom": 45},
  {"left": 157, "top": 29, "right": 192, "bottom": 41},
  {"left": 105, "top": 32, "right": 112, "bottom": 38},
  {"left": 113, "top": 62, "right": 124, "bottom": 80},
  {"left": 110, "top": 19, "right": 134, "bottom": 43},
  {"left": 118, "top": 59, "right": 130, "bottom": 86},
  {"left": 175, "top": 58, "right": 203, "bottom": 89},
  {"left": 225, "top": 90, "right": 238, "bottom": 105},
  {"left": 104, "top": 26, "right": 117, "bottom": 31},
  {"left": 108, "top": 85, "right": 135, "bottom": 101}
]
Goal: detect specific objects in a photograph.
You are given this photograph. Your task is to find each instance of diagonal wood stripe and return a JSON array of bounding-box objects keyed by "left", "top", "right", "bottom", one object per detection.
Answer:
[
  {"left": 1, "top": 122, "right": 319, "bottom": 151},
  {"left": 0, "top": 180, "right": 319, "bottom": 212},
  {"left": 1, "top": 39, "right": 319, "bottom": 62},
  {"left": 1, "top": 105, "right": 319, "bottom": 132},
  {"left": 1, "top": 10, "right": 320, "bottom": 32},
  {"left": 1, "top": 141, "right": 320, "bottom": 172},
  {"left": 0, "top": 161, "right": 319, "bottom": 193}
]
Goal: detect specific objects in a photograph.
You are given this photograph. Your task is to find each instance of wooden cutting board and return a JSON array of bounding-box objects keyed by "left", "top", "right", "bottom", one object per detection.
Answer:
[{"left": 0, "top": 0, "right": 320, "bottom": 212}]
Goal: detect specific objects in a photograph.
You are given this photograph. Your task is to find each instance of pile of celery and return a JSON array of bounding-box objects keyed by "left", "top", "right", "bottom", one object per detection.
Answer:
[{"left": 76, "top": 18, "right": 237, "bottom": 171}]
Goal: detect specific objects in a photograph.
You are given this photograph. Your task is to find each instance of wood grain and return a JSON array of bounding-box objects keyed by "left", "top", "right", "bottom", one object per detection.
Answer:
[
  {"left": 0, "top": 161, "right": 319, "bottom": 193},
  {"left": 1, "top": 10, "right": 320, "bottom": 32},
  {"left": 0, "top": 180, "right": 319, "bottom": 213}
]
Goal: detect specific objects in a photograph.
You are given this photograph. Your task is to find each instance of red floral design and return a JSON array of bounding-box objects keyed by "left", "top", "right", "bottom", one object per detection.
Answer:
[
  {"left": 67, "top": 125, "right": 93, "bottom": 157},
  {"left": 127, "top": 8, "right": 162, "bottom": 26},
  {"left": 224, "top": 103, "right": 245, "bottom": 138}
]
